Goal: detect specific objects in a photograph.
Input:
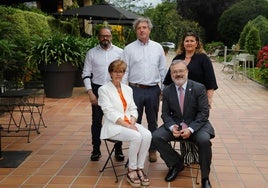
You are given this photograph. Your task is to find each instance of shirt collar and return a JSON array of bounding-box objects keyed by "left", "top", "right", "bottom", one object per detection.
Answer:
[
  {"left": 175, "top": 81, "right": 187, "bottom": 91},
  {"left": 97, "top": 44, "right": 114, "bottom": 51},
  {"left": 137, "top": 39, "right": 150, "bottom": 46}
]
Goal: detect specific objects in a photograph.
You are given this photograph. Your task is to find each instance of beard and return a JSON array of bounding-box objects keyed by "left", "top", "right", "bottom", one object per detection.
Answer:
[
  {"left": 100, "top": 40, "right": 110, "bottom": 48},
  {"left": 172, "top": 75, "right": 187, "bottom": 86}
]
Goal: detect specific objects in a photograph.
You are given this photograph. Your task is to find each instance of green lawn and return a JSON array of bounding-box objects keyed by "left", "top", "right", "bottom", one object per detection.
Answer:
[{"left": 246, "top": 68, "right": 268, "bottom": 88}]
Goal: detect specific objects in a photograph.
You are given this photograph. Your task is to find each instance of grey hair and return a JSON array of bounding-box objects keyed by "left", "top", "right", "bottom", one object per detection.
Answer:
[
  {"left": 171, "top": 59, "right": 188, "bottom": 66},
  {"left": 133, "top": 17, "right": 153, "bottom": 30}
]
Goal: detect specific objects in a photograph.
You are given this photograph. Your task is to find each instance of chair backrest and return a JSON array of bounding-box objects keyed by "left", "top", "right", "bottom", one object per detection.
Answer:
[
  {"left": 2, "top": 81, "right": 20, "bottom": 91},
  {"left": 213, "top": 49, "right": 220, "bottom": 56},
  {"left": 211, "top": 49, "right": 220, "bottom": 56},
  {"left": 225, "top": 55, "right": 237, "bottom": 65},
  {"left": 24, "top": 81, "right": 44, "bottom": 89},
  {"left": 230, "top": 55, "right": 237, "bottom": 62},
  {"left": 24, "top": 81, "right": 45, "bottom": 104}
]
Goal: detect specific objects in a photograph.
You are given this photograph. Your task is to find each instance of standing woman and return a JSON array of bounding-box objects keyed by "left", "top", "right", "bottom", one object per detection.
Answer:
[
  {"left": 163, "top": 31, "right": 218, "bottom": 107},
  {"left": 98, "top": 60, "right": 151, "bottom": 187}
]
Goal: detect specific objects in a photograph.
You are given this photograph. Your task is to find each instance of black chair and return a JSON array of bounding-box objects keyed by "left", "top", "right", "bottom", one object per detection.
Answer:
[
  {"left": 0, "top": 125, "right": 3, "bottom": 159},
  {"left": 100, "top": 139, "right": 129, "bottom": 183},
  {"left": 23, "top": 81, "right": 46, "bottom": 131},
  {"left": 172, "top": 140, "right": 200, "bottom": 184},
  {"left": 0, "top": 97, "right": 18, "bottom": 130},
  {"left": 0, "top": 81, "right": 21, "bottom": 131},
  {"left": 0, "top": 81, "right": 47, "bottom": 142}
]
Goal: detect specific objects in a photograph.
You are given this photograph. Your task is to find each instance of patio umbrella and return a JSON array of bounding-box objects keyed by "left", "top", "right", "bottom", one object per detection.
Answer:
[{"left": 53, "top": 3, "right": 140, "bottom": 24}]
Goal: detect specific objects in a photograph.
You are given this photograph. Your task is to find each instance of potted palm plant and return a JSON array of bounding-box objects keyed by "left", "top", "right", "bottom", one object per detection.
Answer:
[{"left": 26, "top": 33, "right": 85, "bottom": 98}]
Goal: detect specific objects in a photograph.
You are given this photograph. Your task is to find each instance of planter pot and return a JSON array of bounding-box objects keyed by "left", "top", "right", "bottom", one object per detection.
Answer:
[
  {"left": 74, "top": 68, "right": 84, "bottom": 87},
  {"left": 41, "top": 62, "right": 76, "bottom": 98}
]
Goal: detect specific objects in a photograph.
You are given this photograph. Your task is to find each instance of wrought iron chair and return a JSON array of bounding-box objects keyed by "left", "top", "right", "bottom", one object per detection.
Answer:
[
  {"left": 23, "top": 81, "right": 46, "bottom": 131},
  {"left": 172, "top": 140, "right": 200, "bottom": 184},
  {"left": 100, "top": 139, "right": 129, "bottom": 183}
]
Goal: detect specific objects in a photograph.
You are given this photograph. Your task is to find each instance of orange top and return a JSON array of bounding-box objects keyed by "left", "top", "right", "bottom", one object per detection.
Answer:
[{"left": 118, "top": 89, "right": 131, "bottom": 124}]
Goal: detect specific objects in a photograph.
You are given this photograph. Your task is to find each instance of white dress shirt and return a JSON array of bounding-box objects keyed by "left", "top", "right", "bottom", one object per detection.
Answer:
[
  {"left": 82, "top": 44, "right": 123, "bottom": 90},
  {"left": 122, "top": 39, "right": 167, "bottom": 86}
]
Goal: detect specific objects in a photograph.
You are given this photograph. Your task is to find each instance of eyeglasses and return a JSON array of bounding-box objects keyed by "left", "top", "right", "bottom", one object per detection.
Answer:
[
  {"left": 113, "top": 70, "right": 125, "bottom": 74},
  {"left": 171, "top": 69, "right": 187, "bottom": 74},
  {"left": 99, "top": 35, "right": 112, "bottom": 38}
]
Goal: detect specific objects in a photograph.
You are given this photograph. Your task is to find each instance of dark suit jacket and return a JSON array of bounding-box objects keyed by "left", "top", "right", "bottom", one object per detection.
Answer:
[{"left": 161, "top": 79, "right": 215, "bottom": 138}]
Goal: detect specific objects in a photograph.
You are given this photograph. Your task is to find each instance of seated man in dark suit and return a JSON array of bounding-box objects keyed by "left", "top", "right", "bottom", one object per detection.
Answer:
[{"left": 152, "top": 60, "right": 215, "bottom": 188}]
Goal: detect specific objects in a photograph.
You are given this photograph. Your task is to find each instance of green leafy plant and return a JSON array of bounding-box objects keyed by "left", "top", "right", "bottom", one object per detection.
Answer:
[{"left": 26, "top": 34, "right": 86, "bottom": 68}]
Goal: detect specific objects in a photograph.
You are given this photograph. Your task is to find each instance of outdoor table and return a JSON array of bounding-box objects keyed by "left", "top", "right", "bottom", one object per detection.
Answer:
[
  {"left": 0, "top": 89, "right": 40, "bottom": 142},
  {"left": 235, "top": 54, "right": 254, "bottom": 81}
]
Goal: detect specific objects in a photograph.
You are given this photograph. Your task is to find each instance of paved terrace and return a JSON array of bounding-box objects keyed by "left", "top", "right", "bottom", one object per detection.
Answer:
[{"left": 0, "top": 52, "right": 267, "bottom": 188}]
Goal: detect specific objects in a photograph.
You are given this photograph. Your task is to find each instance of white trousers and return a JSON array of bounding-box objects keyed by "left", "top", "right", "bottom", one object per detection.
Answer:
[{"left": 110, "top": 123, "right": 152, "bottom": 170}]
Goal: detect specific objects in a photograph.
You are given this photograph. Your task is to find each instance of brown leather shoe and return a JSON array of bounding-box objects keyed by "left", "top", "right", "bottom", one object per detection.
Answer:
[{"left": 149, "top": 151, "right": 157, "bottom": 162}]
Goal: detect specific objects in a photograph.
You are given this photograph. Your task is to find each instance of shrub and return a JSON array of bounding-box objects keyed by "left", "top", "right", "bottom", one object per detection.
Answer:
[
  {"left": 256, "top": 46, "right": 268, "bottom": 84},
  {"left": 218, "top": 0, "right": 268, "bottom": 47},
  {"left": 238, "top": 21, "right": 252, "bottom": 50},
  {"left": 239, "top": 16, "right": 268, "bottom": 50},
  {"left": 245, "top": 26, "right": 261, "bottom": 59},
  {"left": 204, "top": 41, "right": 224, "bottom": 54},
  {"left": 0, "top": 5, "right": 81, "bottom": 82}
]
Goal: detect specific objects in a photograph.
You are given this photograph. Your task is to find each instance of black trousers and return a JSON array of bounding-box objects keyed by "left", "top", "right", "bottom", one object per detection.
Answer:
[{"left": 152, "top": 125, "right": 212, "bottom": 179}]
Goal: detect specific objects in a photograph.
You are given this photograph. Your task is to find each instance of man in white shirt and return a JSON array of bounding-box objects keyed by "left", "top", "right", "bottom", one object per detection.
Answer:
[
  {"left": 82, "top": 27, "right": 124, "bottom": 161},
  {"left": 122, "top": 17, "right": 167, "bottom": 162}
]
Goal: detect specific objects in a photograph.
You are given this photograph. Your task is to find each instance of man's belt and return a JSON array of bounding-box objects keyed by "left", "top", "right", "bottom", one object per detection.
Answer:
[{"left": 129, "top": 82, "right": 157, "bottom": 89}]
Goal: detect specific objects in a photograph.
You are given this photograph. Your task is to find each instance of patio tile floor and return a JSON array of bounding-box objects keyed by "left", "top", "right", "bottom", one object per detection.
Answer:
[{"left": 0, "top": 52, "right": 267, "bottom": 188}]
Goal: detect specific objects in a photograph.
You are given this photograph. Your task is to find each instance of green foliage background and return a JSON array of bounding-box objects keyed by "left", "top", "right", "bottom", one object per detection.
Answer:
[
  {"left": 0, "top": 5, "right": 89, "bottom": 82},
  {"left": 143, "top": 1, "right": 202, "bottom": 45},
  {"left": 218, "top": 0, "right": 268, "bottom": 47}
]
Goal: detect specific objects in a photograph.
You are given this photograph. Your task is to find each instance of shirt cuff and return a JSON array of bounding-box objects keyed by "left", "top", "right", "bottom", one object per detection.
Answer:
[
  {"left": 188, "top": 127, "right": 194, "bottom": 133},
  {"left": 169, "top": 125, "right": 174, "bottom": 131}
]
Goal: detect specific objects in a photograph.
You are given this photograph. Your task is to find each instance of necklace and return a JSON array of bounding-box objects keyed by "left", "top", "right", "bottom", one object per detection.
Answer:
[{"left": 185, "top": 56, "right": 191, "bottom": 60}]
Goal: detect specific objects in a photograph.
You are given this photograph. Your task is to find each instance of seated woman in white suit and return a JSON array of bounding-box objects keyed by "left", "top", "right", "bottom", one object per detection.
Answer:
[{"left": 98, "top": 59, "right": 152, "bottom": 187}]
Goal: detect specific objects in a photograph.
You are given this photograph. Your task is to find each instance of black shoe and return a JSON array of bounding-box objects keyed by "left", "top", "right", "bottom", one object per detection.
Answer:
[
  {"left": 202, "top": 178, "right": 212, "bottom": 188},
  {"left": 165, "top": 164, "right": 184, "bottom": 182},
  {"left": 90, "top": 150, "right": 101, "bottom": 161},
  {"left": 115, "top": 148, "right": 125, "bottom": 162}
]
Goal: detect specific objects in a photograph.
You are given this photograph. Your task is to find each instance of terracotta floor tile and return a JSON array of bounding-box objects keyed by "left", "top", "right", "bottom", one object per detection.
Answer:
[
  {"left": 57, "top": 168, "right": 81, "bottom": 176},
  {"left": 24, "top": 175, "right": 52, "bottom": 184},
  {"left": 1, "top": 53, "right": 268, "bottom": 187},
  {"left": 0, "top": 175, "right": 29, "bottom": 185},
  {"left": 49, "top": 175, "right": 75, "bottom": 184}
]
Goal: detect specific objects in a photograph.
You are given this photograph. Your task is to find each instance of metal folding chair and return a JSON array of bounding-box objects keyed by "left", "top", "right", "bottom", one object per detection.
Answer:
[
  {"left": 0, "top": 81, "right": 21, "bottom": 131},
  {"left": 172, "top": 140, "right": 200, "bottom": 184},
  {"left": 1, "top": 81, "right": 46, "bottom": 142},
  {"left": 23, "top": 81, "right": 46, "bottom": 131},
  {"left": 0, "top": 125, "right": 3, "bottom": 159},
  {"left": 100, "top": 139, "right": 129, "bottom": 183}
]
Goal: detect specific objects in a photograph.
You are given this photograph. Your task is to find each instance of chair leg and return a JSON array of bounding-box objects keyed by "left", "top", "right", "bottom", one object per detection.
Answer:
[
  {"left": 100, "top": 140, "right": 119, "bottom": 182},
  {"left": 195, "top": 164, "right": 200, "bottom": 184},
  {"left": 0, "top": 125, "right": 2, "bottom": 159},
  {"left": 100, "top": 139, "right": 128, "bottom": 183},
  {"left": 172, "top": 140, "right": 200, "bottom": 184}
]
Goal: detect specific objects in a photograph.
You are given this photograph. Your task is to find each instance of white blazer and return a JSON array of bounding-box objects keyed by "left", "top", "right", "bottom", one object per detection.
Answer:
[{"left": 98, "top": 81, "right": 138, "bottom": 139}]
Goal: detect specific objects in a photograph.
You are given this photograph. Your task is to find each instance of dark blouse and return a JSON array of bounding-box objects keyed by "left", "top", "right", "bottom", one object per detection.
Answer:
[{"left": 163, "top": 53, "right": 218, "bottom": 90}]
